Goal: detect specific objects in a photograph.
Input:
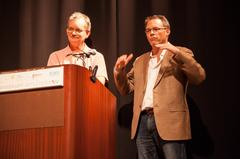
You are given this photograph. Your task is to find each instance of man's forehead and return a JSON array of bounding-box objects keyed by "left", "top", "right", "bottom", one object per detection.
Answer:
[
  {"left": 70, "top": 18, "right": 86, "bottom": 25},
  {"left": 146, "top": 19, "right": 163, "bottom": 27}
]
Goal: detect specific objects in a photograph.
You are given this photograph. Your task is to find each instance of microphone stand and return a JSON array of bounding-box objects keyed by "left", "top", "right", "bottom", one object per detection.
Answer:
[{"left": 66, "top": 50, "right": 96, "bottom": 67}]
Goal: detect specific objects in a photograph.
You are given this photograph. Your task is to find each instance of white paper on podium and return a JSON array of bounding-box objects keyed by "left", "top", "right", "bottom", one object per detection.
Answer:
[{"left": 0, "top": 66, "right": 64, "bottom": 93}]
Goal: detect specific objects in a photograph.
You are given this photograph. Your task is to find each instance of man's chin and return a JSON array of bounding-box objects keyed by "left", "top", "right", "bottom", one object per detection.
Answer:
[
  {"left": 150, "top": 41, "right": 160, "bottom": 46},
  {"left": 69, "top": 39, "right": 81, "bottom": 44},
  {"left": 69, "top": 38, "right": 80, "bottom": 41}
]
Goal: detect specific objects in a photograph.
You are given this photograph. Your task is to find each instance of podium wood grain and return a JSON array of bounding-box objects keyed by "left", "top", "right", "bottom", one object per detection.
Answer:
[{"left": 0, "top": 65, "right": 116, "bottom": 159}]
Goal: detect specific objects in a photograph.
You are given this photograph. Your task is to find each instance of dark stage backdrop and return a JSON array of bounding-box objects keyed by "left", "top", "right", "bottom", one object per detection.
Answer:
[{"left": 0, "top": 0, "right": 239, "bottom": 159}]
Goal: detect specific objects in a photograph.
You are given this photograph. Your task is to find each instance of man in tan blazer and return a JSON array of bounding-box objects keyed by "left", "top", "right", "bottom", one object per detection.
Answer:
[{"left": 114, "top": 15, "right": 206, "bottom": 159}]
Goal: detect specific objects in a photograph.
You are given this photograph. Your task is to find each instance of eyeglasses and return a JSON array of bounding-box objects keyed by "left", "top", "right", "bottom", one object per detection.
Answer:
[
  {"left": 67, "top": 27, "right": 85, "bottom": 34},
  {"left": 145, "top": 27, "right": 166, "bottom": 33}
]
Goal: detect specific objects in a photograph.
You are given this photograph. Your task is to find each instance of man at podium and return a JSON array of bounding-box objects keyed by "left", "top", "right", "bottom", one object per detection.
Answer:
[{"left": 47, "top": 11, "right": 108, "bottom": 85}]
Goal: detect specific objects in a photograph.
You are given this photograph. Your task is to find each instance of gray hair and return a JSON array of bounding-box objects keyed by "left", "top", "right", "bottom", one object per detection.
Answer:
[
  {"left": 68, "top": 12, "right": 91, "bottom": 31},
  {"left": 145, "top": 15, "right": 170, "bottom": 29}
]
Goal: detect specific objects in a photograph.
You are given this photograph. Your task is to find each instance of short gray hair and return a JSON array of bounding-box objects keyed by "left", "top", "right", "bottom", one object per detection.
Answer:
[
  {"left": 145, "top": 15, "right": 170, "bottom": 29},
  {"left": 68, "top": 12, "right": 91, "bottom": 31}
]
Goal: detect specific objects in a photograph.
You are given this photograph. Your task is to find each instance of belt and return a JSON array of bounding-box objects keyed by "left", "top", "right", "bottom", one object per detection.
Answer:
[{"left": 141, "top": 108, "right": 154, "bottom": 115}]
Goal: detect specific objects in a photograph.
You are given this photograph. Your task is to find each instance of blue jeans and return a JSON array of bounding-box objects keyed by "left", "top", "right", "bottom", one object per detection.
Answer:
[{"left": 136, "top": 113, "right": 187, "bottom": 159}]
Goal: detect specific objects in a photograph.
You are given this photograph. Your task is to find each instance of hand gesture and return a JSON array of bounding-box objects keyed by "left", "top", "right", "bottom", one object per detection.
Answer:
[
  {"left": 155, "top": 42, "right": 180, "bottom": 55},
  {"left": 114, "top": 54, "right": 133, "bottom": 73}
]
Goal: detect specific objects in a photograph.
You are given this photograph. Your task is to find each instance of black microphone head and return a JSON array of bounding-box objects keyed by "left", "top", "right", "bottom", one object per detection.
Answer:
[
  {"left": 93, "top": 65, "right": 98, "bottom": 70},
  {"left": 89, "top": 49, "right": 97, "bottom": 55},
  {"left": 90, "top": 65, "right": 98, "bottom": 83},
  {"left": 82, "top": 49, "right": 96, "bottom": 58}
]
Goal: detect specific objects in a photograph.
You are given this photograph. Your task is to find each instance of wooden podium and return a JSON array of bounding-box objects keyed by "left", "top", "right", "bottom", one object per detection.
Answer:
[{"left": 0, "top": 65, "right": 116, "bottom": 159}]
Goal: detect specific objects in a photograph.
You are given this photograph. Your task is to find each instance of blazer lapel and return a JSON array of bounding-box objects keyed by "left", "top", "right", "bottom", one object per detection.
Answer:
[
  {"left": 153, "top": 51, "right": 173, "bottom": 88},
  {"left": 142, "top": 54, "right": 150, "bottom": 91}
]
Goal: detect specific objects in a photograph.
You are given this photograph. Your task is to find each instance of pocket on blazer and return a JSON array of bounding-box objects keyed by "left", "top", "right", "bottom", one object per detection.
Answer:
[{"left": 168, "top": 104, "right": 187, "bottom": 112}]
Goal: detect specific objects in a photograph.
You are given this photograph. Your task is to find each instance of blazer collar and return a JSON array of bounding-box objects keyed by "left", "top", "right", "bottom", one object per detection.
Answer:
[
  {"left": 153, "top": 50, "right": 174, "bottom": 88},
  {"left": 142, "top": 53, "right": 150, "bottom": 91}
]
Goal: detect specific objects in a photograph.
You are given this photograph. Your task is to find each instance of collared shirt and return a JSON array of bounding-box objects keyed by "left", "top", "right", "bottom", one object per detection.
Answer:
[
  {"left": 141, "top": 50, "right": 166, "bottom": 110},
  {"left": 47, "top": 45, "right": 108, "bottom": 83}
]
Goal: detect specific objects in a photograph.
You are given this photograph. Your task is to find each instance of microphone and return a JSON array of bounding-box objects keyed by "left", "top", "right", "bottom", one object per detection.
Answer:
[
  {"left": 90, "top": 65, "right": 98, "bottom": 83},
  {"left": 65, "top": 50, "right": 96, "bottom": 67},
  {"left": 85, "top": 49, "right": 96, "bottom": 58},
  {"left": 66, "top": 49, "right": 96, "bottom": 58}
]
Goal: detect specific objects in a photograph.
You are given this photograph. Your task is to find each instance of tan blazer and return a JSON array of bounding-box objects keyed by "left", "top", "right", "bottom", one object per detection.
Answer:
[{"left": 114, "top": 46, "right": 206, "bottom": 140}]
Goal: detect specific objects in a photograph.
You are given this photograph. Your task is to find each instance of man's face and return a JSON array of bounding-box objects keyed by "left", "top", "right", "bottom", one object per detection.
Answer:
[
  {"left": 145, "top": 18, "right": 170, "bottom": 47},
  {"left": 66, "top": 18, "right": 90, "bottom": 46}
]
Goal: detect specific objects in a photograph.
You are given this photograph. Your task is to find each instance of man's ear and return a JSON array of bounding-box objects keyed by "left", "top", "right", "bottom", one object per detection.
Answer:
[
  {"left": 65, "top": 28, "right": 68, "bottom": 34},
  {"left": 86, "top": 31, "right": 91, "bottom": 38},
  {"left": 166, "top": 28, "right": 170, "bottom": 36}
]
